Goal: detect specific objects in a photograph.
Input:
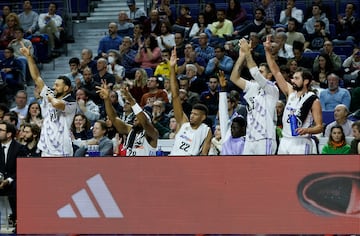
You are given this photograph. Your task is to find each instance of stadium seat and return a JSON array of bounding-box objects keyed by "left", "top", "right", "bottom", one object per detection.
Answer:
[{"left": 333, "top": 45, "right": 353, "bottom": 57}]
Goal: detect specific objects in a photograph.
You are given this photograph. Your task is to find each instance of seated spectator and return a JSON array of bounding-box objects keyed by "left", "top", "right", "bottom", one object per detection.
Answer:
[
  {"left": 154, "top": 49, "right": 172, "bottom": 79},
  {"left": 18, "top": 0, "right": 39, "bottom": 36},
  {"left": 99, "top": 90, "right": 123, "bottom": 119},
  {"left": 321, "top": 125, "right": 351, "bottom": 154},
  {"left": 119, "top": 36, "right": 137, "bottom": 78},
  {"left": 178, "top": 76, "right": 200, "bottom": 106},
  {"left": 93, "top": 58, "right": 116, "bottom": 87},
  {"left": 134, "top": 34, "right": 161, "bottom": 76},
  {"left": 249, "top": 32, "right": 265, "bottom": 64},
  {"left": 205, "top": 45, "right": 234, "bottom": 80},
  {"left": 152, "top": 100, "right": 170, "bottom": 138},
  {"left": 174, "top": 31, "right": 185, "bottom": 59},
  {"left": 184, "top": 63, "right": 207, "bottom": 95},
  {"left": 71, "top": 114, "right": 92, "bottom": 140},
  {"left": 304, "top": 20, "right": 329, "bottom": 52},
  {"left": 313, "top": 40, "right": 342, "bottom": 71},
  {"left": 226, "top": 0, "right": 247, "bottom": 29},
  {"left": 200, "top": 76, "right": 219, "bottom": 126},
  {"left": 128, "top": 68, "right": 149, "bottom": 103},
  {"left": 258, "top": 19, "right": 275, "bottom": 42},
  {"left": 74, "top": 120, "right": 113, "bottom": 157},
  {"left": 0, "top": 5, "right": 11, "bottom": 33},
  {"left": 38, "top": 2, "right": 63, "bottom": 51},
  {"left": 107, "top": 49, "right": 125, "bottom": 84},
  {"left": 312, "top": 52, "right": 334, "bottom": 90},
  {"left": 350, "top": 121, "right": 360, "bottom": 154},
  {"left": 0, "top": 47, "right": 24, "bottom": 97},
  {"left": 342, "top": 47, "right": 360, "bottom": 88},
  {"left": 22, "top": 122, "right": 41, "bottom": 157},
  {"left": 142, "top": 9, "right": 161, "bottom": 37},
  {"left": 64, "top": 57, "right": 83, "bottom": 88},
  {"left": 189, "top": 13, "right": 208, "bottom": 41},
  {"left": 156, "top": 21, "right": 175, "bottom": 51},
  {"left": 75, "top": 87, "right": 100, "bottom": 124},
  {"left": 286, "top": 17, "right": 305, "bottom": 46},
  {"left": 319, "top": 73, "right": 351, "bottom": 111},
  {"left": 126, "top": 0, "right": 146, "bottom": 24},
  {"left": 253, "top": 0, "right": 276, "bottom": 22},
  {"left": 208, "top": 124, "right": 222, "bottom": 155},
  {"left": 304, "top": 0, "right": 331, "bottom": 20},
  {"left": 203, "top": 2, "right": 217, "bottom": 25},
  {"left": 333, "top": 3, "right": 360, "bottom": 46},
  {"left": 152, "top": 0, "right": 174, "bottom": 24},
  {"left": 97, "top": 22, "right": 122, "bottom": 59},
  {"left": 163, "top": 115, "right": 177, "bottom": 139},
  {"left": 79, "top": 67, "right": 101, "bottom": 105},
  {"left": 24, "top": 101, "right": 43, "bottom": 128},
  {"left": 117, "top": 11, "right": 134, "bottom": 37},
  {"left": 303, "top": 4, "right": 329, "bottom": 35},
  {"left": 274, "top": 31, "right": 294, "bottom": 59},
  {"left": 324, "top": 104, "right": 353, "bottom": 137},
  {"left": 0, "top": 13, "right": 20, "bottom": 49},
  {"left": 195, "top": 33, "right": 215, "bottom": 63},
  {"left": 0, "top": 103, "right": 10, "bottom": 120},
  {"left": 207, "top": 9, "right": 234, "bottom": 45},
  {"left": 79, "top": 48, "right": 97, "bottom": 75},
  {"left": 293, "top": 41, "right": 313, "bottom": 70},
  {"left": 286, "top": 59, "right": 298, "bottom": 78},
  {"left": 234, "top": 8, "right": 265, "bottom": 40},
  {"left": 175, "top": 5, "right": 194, "bottom": 29},
  {"left": 10, "top": 90, "right": 28, "bottom": 125},
  {"left": 131, "top": 23, "right": 144, "bottom": 51},
  {"left": 140, "top": 76, "right": 169, "bottom": 108},
  {"left": 279, "top": 0, "right": 304, "bottom": 26},
  {"left": 177, "top": 43, "right": 206, "bottom": 76}
]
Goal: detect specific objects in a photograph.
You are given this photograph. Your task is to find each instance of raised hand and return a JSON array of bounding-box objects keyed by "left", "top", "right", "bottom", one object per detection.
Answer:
[
  {"left": 218, "top": 70, "right": 227, "bottom": 89},
  {"left": 170, "top": 47, "right": 177, "bottom": 67},
  {"left": 121, "top": 86, "right": 135, "bottom": 105},
  {"left": 96, "top": 80, "right": 110, "bottom": 100},
  {"left": 263, "top": 34, "right": 272, "bottom": 52},
  {"left": 19, "top": 41, "right": 32, "bottom": 57}
]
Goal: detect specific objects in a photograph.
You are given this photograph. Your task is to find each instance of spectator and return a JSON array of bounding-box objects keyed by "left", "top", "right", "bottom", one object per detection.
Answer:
[
  {"left": 152, "top": 100, "right": 170, "bottom": 138},
  {"left": 79, "top": 67, "right": 101, "bottom": 105},
  {"left": 22, "top": 122, "right": 41, "bottom": 157},
  {"left": 0, "top": 104, "right": 9, "bottom": 121},
  {"left": 131, "top": 23, "right": 144, "bottom": 51},
  {"left": 253, "top": 0, "right": 276, "bottom": 22},
  {"left": 134, "top": 34, "right": 161, "bottom": 75},
  {"left": 97, "top": 22, "right": 122, "bottom": 59},
  {"left": 118, "top": 36, "right": 137, "bottom": 78},
  {"left": 177, "top": 43, "right": 206, "bottom": 76},
  {"left": 156, "top": 21, "right": 175, "bottom": 51},
  {"left": 168, "top": 48, "right": 212, "bottom": 155},
  {"left": 117, "top": 11, "right": 134, "bottom": 37},
  {"left": 312, "top": 52, "right": 334, "bottom": 90},
  {"left": 319, "top": 73, "right": 351, "bottom": 111},
  {"left": 38, "top": 2, "right": 63, "bottom": 51},
  {"left": 200, "top": 76, "right": 219, "bottom": 126},
  {"left": 175, "top": 5, "right": 194, "bottom": 29},
  {"left": 195, "top": 33, "right": 215, "bottom": 63},
  {"left": 321, "top": 125, "right": 351, "bottom": 154},
  {"left": 152, "top": 0, "right": 174, "bottom": 24},
  {"left": 264, "top": 35, "right": 323, "bottom": 154},
  {"left": 178, "top": 76, "right": 200, "bottom": 107},
  {"left": 230, "top": 39, "right": 279, "bottom": 155},
  {"left": 0, "top": 13, "right": 20, "bottom": 49},
  {"left": 143, "top": 9, "right": 161, "bottom": 37},
  {"left": 286, "top": 17, "right": 305, "bottom": 46},
  {"left": 79, "top": 48, "right": 97, "bottom": 75},
  {"left": 0, "top": 5, "right": 11, "bottom": 32},
  {"left": 342, "top": 47, "right": 360, "bottom": 88},
  {"left": 333, "top": 3, "right": 360, "bottom": 46},
  {"left": 324, "top": 104, "right": 353, "bottom": 137},
  {"left": 0, "top": 47, "right": 24, "bottom": 97},
  {"left": 304, "top": 20, "right": 329, "bottom": 52},
  {"left": 99, "top": 90, "right": 123, "bottom": 119},
  {"left": 208, "top": 9, "right": 234, "bottom": 45},
  {"left": 304, "top": 0, "right": 331, "bottom": 20},
  {"left": 74, "top": 120, "right": 113, "bottom": 157},
  {"left": 174, "top": 31, "right": 186, "bottom": 59},
  {"left": 93, "top": 58, "right": 116, "bottom": 87},
  {"left": 208, "top": 124, "right": 222, "bottom": 155},
  {"left": 293, "top": 41, "right": 313, "bottom": 70},
  {"left": 279, "top": 0, "right": 304, "bottom": 25},
  {"left": 75, "top": 87, "right": 100, "bottom": 124},
  {"left": 97, "top": 82, "right": 159, "bottom": 156},
  {"left": 64, "top": 57, "right": 83, "bottom": 88},
  {"left": 258, "top": 19, "right": 275, "bottom": 42},
  {"left": 234, "top": 8, "right": 265, "bottom": 40},
  {"left": 350, "top": 121, "right": 360, "bottom": 154},
  {"left": 303, "top": 4, "right": 329, "bottom": 35},
  {"left": 154, "top": 49, "right": 172, "bottom": 79},
  {"left": 70, "top": 114, "right": 92, "bottom": 140},
  {"left": 226, "top": 0, "right": 247, "bottom": 29},
  {"left": 126, "top": 0, "right": 146, "bottom": 23},
  {"left": 18, "top": 0, "right": 39, "bottom": 36},
  {"left": 313, "top": 40, "right": 342, "bottom": 71},
  {"left": 287, "top": 58, "right": 298, "bottom": 78},
  {"left": 24, "top": 101, "right": 43, "bottom": 128},
  {"left": 128, "top": 68, "right": 149, "bottom": 103},
  {"left": 274, "top": 31, "right": 294, "bottom": 59},
  {"left": 163, "top": 115, "right": 177, "bottom": 139},
  {"left": 203, "top": 2, "right": 217, "bottom": 25},
  {"left": 107, "top": 49, "right": 125, "bottom": 84},
  {"left": 140, "top": 76, "right": 169, "bottom": 108},
  {"left": 185, "top": 64, "right": 207, "bottom": 95},
  {"left": 189, "top": 13, "right": 208, "bottom": 41},
  {"left": 205, "top": 44, "right": 234, "bottom": 80},
  {"left": 0, "top": 120, "right": 27, "bottom": 230},
  {"left": 20, "top": 44, "right": 77, "bottom": 157},
  {"left": 10, "top": 90, "right": 28, "bottom": 125}
]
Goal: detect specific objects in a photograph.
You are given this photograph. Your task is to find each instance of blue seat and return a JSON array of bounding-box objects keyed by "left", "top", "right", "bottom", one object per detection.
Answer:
[
  {"left": 328, "top": 23, "right": 336, "bottom": 40},
  {"left": 333, "top": 45, "right": 354, "bottom": 57},
  {"left": 303, "top": 51, "right": 320, "bottom": 60},
  {"left": 322, "top": 111, "right": 335, "bottom": 125}
]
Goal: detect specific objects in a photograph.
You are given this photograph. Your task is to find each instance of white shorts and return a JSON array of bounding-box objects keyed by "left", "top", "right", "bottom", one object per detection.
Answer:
[
  {"left": 278, "top": 136, "right": 313, "bottom": 155},
  {"left": 243, "top": 138, "right": 276, "bottom": 155}
]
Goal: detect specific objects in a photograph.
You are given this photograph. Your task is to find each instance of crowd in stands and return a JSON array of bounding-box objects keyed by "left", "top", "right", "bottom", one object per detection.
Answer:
[{"left": 0, "top": 0, "right": 359, "bottom": 159}]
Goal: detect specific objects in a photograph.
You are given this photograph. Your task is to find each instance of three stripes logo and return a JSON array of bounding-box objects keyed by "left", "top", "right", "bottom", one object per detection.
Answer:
[{"left": 57, "top": 174, "right": 123, "bottom": 218}]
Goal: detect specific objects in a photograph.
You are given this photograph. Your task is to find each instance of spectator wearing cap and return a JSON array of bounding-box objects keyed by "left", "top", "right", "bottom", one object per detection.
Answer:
[{"left": 126, "top": 0, "right": 146, "bottom": 23}]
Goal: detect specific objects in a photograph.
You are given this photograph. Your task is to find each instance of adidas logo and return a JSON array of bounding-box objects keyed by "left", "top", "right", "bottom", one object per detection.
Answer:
[{"left": 57, "top": 174, "right": 123, "bottom": 218}]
